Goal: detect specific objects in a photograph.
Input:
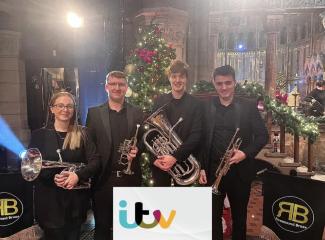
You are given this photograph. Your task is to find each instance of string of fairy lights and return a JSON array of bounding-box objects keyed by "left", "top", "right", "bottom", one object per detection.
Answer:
[
  {"left": 191, "top": 80, "right": 320, "bottom": 143},
  {"left": 125, "top": 24, "right": 176, "bottom": 185},
  {"left": 125, "top": 24, "right": 176, "bottom": 112},
  {"left": 125, "top": 24, "right": 321, "bottom": 185}
]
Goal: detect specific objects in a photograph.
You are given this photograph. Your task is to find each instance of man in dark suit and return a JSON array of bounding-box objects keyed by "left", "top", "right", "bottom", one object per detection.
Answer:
[
  {"left": 304, "top": 80, "right": 325, "bottom": 116},
  {"left": 199, "top": 65, "right": 268, "bottom": 240},
  {"left": 86, "top": 71, "right": 144, "bottom": 240},
  {"left": 150, "top": 60, "right": 202, "bottom": 186}
]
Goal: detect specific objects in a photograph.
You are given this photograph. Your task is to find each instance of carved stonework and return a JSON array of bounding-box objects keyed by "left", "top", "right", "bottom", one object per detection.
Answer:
[
  {"left": 135, "top": 7, "right": 188, "bottom": 60},
  {"left": 209, "top": 0, "right": 324, "bottom": 12},
  {"left": 0, "top": 31, "right": 20, "bottom": 57},
  {"left": 266, "top": 15, "right": 283, "bottom": 33}
]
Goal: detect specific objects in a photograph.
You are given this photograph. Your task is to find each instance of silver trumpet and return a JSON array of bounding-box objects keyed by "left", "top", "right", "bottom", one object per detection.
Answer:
[
  {"left": 117, "top": 124, "right": 141, "bottom": 175},
  {"left": 143, "top": 107, "right": 201, "bottom": 186},
  {"left": 212, "top": 128, "right": 242, "bottom": 194},
  {"left": 21, "top": 148, "right": 90, "bottom": 189}
]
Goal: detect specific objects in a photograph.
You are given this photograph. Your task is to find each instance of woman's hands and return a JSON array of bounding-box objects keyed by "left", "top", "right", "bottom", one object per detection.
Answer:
[{"left": 54, "top": 171, "right": 79, "bottom": 190}]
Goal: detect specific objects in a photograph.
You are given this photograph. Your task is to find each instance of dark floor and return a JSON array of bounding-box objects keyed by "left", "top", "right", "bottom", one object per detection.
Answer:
[{"left": 80, "top": 211, "right": 95, "bottom": 240}]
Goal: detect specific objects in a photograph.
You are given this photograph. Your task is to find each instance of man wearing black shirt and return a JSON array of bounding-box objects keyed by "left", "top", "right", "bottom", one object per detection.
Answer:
[
  {"left": 150, "top": 60, "right": 202, "bottom": 186},
  {"left": 304, "top": 80, "right": 325, "bottom": 116},
  {"left": 199, "top": 65, "right": 268, "bottom": 240},
  {"left": 86, "top": 71, "right": 144, "bottom": 240}
]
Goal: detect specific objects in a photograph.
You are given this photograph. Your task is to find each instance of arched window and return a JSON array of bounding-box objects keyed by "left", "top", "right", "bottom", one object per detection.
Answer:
[
  {"left": 0, "top": 12, "right": 13, "bottom": 30},
  {"left": 292, "top": 24, "right": 298, "bottom": 42},
  {"left": 218, "top": 32, "right": 224, "bottom": 49},
  {"left": 247, "top": 32, "right": 256, "bottom": 50},
  {"left": 228, "top": 32, "right": 235, "bottom": 50},
  {"left": 259, "top": 31, "right": 266, "bottom": 48},
  {"left": 301, "top": 24, "right": 306, "bottom": 39},
  {"left": 280, "top": 27, "right": 287, "bottom": 45}
]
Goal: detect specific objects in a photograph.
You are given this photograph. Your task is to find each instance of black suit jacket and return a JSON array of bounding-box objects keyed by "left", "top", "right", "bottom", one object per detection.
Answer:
[
  {"left": 29, "top": 126, "right": 100, "bottom": 228},
  {"left": 86, "top": 102, "right": 144, "bottom": 188},
  {"left": 151, "top": 92, "right": 203, "bottom": 161},
  {"left": 201, "top": 96, "right": 269, "bottom": 183}
]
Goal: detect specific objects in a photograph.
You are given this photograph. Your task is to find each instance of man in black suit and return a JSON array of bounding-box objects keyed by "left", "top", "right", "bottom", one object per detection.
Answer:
[
  {"left": 150, "top": 60, "right": 202, "bottom": 186},
  {"left": 86, "top": 71, "right": 144, "bottom": 240},
  {"left": 199, "top": 65, "right": 268, "bottom": 240},
  {"left": 304, "top": 80, "right": 325, "bottom": 116}
]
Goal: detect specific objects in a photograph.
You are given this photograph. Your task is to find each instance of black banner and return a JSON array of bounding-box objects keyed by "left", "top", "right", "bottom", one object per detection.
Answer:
[
  {"left": 0, "top": 172, "right": 33, "bottom": 237},
  {"left": 262, "top": 172, "right": 325, "bottom": 240}
]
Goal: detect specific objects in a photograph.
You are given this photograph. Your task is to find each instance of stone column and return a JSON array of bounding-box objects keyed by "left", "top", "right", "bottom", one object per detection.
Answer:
[
  {"left": 265, "top": 15, "right": 282, "bottom": 143},
  {"left": 265, "top": 15, "right": 282, "bottom": 97},
  {"left": 186, "top": 1, "right": 210, "bottom": 86},
  {"left": 0, "top": 30, "right": 29, "bottom": 169}
]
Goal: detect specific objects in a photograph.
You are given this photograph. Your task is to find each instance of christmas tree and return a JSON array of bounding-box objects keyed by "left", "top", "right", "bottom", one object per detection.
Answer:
[
  {"left": 125, "top": 24, "right": 176, "bottom": 186},
  {"left": 125, "top": 24, "right": 176, "bottom": 112}
]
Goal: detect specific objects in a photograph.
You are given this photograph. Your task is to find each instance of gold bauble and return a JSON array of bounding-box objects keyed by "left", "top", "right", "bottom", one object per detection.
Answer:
[
  {"left": 125, "top": 87, "right": 132, "bottom": 97},
  {"left": 125, "top": 64, "right": 136, "bottom": 74}
]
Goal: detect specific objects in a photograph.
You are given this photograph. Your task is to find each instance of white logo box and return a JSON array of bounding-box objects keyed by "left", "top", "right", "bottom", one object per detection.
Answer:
[{"left": 113, "top": 187, "right": 212, "bottom": 240}]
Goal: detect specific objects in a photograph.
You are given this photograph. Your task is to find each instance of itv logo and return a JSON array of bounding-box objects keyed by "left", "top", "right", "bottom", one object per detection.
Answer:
[
  {"left": 114, "top": 187, "right": 211, "bottom": 240},
  {"left": 119, "top": 200, "right": 176, "bottom": 229}
]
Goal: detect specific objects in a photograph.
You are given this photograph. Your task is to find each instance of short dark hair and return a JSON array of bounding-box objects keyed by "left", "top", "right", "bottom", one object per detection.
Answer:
[
  {"left": 167, "top": 60, "right": 189, "bottom": 78},
  {"left": 316, "top": 80, "right": 325, "bottom": 87},
  {"left": 106, "top": 71, "right": 126, "bottom": 84},
  {"left": 213, "top": 65, "right": 236, "bottom": 81}
]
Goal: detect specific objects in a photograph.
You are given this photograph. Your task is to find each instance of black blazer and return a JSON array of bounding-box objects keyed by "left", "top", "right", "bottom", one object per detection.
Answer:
[
  {"left": 86, "top": 102, "right": 144, "bottom": 188},
  {"left": 29, "top": 126, "right": 100, "bottom": 228},
  {"left": 201, "top": 96, "right": 269, "bottom": 183},
  {"left": 151, "top": 92, "right": 203, "bottom": 161}
]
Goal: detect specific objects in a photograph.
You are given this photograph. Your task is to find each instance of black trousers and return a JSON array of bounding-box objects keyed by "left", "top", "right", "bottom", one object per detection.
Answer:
[
  {"left": 212, "top": 170, "right": 252, "bottom": 240},
  {"left": 152, "top": 166, "right": 174, "bottom": 186},
  {"left": 93, "top": 174, "right": 140, "bottom": 240}
]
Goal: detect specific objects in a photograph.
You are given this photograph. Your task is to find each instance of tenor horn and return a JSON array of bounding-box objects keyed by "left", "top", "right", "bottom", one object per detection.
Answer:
[{"left": 143, "top": 107, "right": 200, "bottom": 186}]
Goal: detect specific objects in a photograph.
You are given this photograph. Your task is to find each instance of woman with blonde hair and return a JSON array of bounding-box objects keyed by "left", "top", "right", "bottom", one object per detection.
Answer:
[{"left": 29, "top": 91, "right": 100, "bottom": 240}]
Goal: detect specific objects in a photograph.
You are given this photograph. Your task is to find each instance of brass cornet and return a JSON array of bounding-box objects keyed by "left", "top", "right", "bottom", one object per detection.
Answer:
[
  {"left": 212, "top": 128, "right": 242, "bottom": 194},
  {"left": 21, "top": 148, "right": 90, "bottom": 189},
  {"left": 117, "top": 124, "right": 140, "bottom": 175}
]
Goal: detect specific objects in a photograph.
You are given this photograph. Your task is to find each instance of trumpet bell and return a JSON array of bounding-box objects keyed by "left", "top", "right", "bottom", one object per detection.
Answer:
[
  {"left": 21, "top": 148, "right": 42, "bottom": 181},
  {"left": 20, "top": 148, "right": 90, "bottom": 189}
]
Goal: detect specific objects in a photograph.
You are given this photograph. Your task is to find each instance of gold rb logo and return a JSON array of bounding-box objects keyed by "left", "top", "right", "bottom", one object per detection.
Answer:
[{"left": 276, "top": 201, "right": 309, "bottom": 224}]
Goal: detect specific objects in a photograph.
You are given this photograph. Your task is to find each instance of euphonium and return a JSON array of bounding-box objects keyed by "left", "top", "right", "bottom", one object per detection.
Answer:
[
  {"left": 143, "top": 107, "right": 200, "bottom": 186},
  {"left": 118, "top": 124, "right": 141, "bottom": 175},
  {"left": 21, "top": 148, "right": 90, "bottom": 189},
  {"left": 212, "top": 128, "right": 242, "bottom": 194}
]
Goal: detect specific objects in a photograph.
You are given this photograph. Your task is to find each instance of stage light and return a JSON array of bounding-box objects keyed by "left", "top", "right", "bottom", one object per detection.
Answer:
[
  {"left": 67, "top": 11, "right": 84, "bottom": 28},
  {"left": 0, "top": 117, "right": 25, "bottom": 157},
  {"left": 236, "top": 43, "right": 246, "bottom": 52}
]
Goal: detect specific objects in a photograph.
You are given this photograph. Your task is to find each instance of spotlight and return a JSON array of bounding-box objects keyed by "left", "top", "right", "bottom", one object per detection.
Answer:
[
  {"left": 236, "top": 44, "right": 245, "bottom": 51},
  {"left": 67, "top": 11, "right": 84, "bottom": 28}
]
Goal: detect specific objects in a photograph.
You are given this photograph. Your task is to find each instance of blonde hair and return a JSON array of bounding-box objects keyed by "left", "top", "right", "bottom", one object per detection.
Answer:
[{"left": 49, "top": 91, "right": 85, "bottom": 150}]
